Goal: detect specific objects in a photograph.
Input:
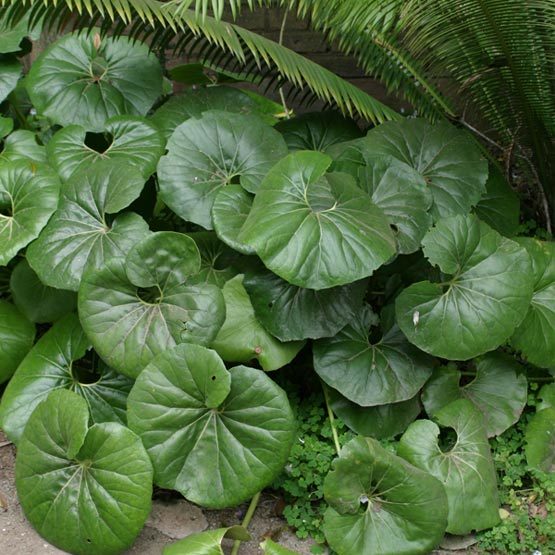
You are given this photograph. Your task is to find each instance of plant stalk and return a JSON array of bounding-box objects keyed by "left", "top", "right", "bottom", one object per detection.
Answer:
[
  {"left": 230, "top": 491, "right": 261, "bottom": 555},
  {"left": 322, "top": 383, "right": 341, "bottom": 456}
]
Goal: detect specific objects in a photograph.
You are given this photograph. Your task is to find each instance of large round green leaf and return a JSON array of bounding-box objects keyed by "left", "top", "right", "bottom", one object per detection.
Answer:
[
  {"left": 163, "top": 526, "right": 250, "bottom": 555},
  {"left": 239, "top": 151, "right": 396, "bottom": 289},
  {"left": 78, "top": 232, "right": 225, "bottom": 378},
  {"left": 275, "top": 111, "right": 362, "bottom": 152},
  {"left": 364, "top": 119, "right": 488, "bottom": 220},
  {"left": 328, "top": 387, "right": 421, "bottom": 439},
  {"left": 525, "top": 408, "right": 555, "bottom": 473},
  {"left": 243, "top": 267, "right": 367, "bottom": 341},
  {"left": 473, "top": 167, "right": 520, "bottom": 237},
  {"left": 314, "top": 305, "right": 433, "bottom": 406},
  {"left": 0, "top": 130, "right": 47, "bottom": 163},
  {"left": 47, "top": 116, "right": 165, "bottom": 181},
  {"left": 27, "top": 162, "right": 149, "bottom": 291},
  {"left": 511, "top": 238, "right": 555, "bottom": 367},
  {"left": 0, "top": 160, "right": 60, "bottom": 266},
  {"left": 212, "top": 275, "right": 305, "bottom": 371},
  {"left": 398, "top": 398, "right": 500, "bottom": 535},
  {"left": 211, "top": 184, "right": 256, "bottom": 255},
  {"left": 421, "top": 353, "right": 527, "bottom": 437},
  {"left": 26, "top": 31, "right": 163, "bottom": 130},
  {"left": 127, "top": 344, "right": 295, "bottom": 508},
  {"left": 0, "top": 300, "right": 35, "bottom": 384},
  {"left": 151, "top": 85, "right": 280, "bottom": 140},
  {"left": 396, "top": 214, "right": 533, "bottom": 360},
  {"left": 323, "top": 436, "right": 448, "bottom": 555},
  {"left": 0, "top": 314, "right": 133, "bottom": 444},
  {"left": 0, "top": 57, "right": 20, "bottom": 103},
  {"left": 15, "top": 389, "right": 152, "bottom": 555},
  {"left": 10, "top": 259, "right": 77, "bottom": 323},
  {"left": 157, "top": 110, "right": 287, "bottom": 229}
]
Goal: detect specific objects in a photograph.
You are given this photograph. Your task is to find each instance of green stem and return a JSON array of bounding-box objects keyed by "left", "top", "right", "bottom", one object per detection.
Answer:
[
  {"left": 230, "top": 491, "right": 261, "bottom": 555},
  {"left": 322, "top": 383, "right": 341, "bottom": 456}
]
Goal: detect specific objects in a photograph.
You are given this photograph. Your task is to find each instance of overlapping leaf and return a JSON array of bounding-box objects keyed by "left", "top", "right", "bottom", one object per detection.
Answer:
[
  {"left": 27, "top": 162, "right": 149, "bottom": 291},
  {"left": 0, "top": 57, "right": 20, "bottom": 103},
  {"left": 163, "top": 526, "right": 250, "bottom": 555},
  {"left": 127, "top": 344, "right": 295, "bottom": 508},
  {"left": 16, "top": 390, "right": 152, "bottom": 555},
  {"left": 525, "top": 408, "right": 555, "bottom": 473},
  {"left": 0, "top": 130, "right": 47, "bottom": 163},
  {"left": 239, "top": 151, "right": 396, "bottom": 289},
  {"left": 0, "top": 314, "right": 133, "bottom": 445},
  {"left": 157, "top": 110, "right": 288, "bottom": 228},
  {"left": 396, "top": 214, "right": 533, "bottom": 360}
]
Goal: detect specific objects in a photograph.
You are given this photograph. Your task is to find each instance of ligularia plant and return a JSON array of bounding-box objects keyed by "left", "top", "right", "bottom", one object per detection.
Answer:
[{"left": 0, "top": 27, "right": 552, "bottom": 555}]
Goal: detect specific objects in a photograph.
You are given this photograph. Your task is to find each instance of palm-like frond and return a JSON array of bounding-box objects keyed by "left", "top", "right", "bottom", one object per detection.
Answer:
[{"left": 0, "top": 0, "right": 399, "bottom": 125}]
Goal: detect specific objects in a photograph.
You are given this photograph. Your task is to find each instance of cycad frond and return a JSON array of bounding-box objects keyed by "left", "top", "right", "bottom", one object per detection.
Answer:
[{"left": 0, "top": 0, "right": 399, "bottom": 125}]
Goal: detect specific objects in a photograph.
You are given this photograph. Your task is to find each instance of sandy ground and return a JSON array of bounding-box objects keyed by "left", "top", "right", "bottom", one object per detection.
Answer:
[{"left": 0, "top": 431, "right": 317, "bottom": 555}]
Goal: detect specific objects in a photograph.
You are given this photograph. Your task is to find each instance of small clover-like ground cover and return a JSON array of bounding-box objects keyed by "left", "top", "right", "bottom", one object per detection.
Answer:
[
  {"left": 127, "top": 344, "right": 295, "bottom": 509},
  {"left": 15, "top": 389, "right": 153, "bottom": 555}
]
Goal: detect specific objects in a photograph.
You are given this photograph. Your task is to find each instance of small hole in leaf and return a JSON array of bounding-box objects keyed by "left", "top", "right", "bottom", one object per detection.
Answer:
[
  {"left": 390, "top": 224, "right": 399, "bottom": 234},
  {"left": 438, "top": 426, "right": 458, "bottom": 453},
  {"left": 84, "top": 131, "right": 114, "bottom": 154},
  {"left": 86, "top": 539, "right": 92, "bottom": 544},
  {"left": 268, "top": 301, "right": 274, "bottom": 308},
  {"left": 211, "top": 375, "right": 216, "bottom": 381}
]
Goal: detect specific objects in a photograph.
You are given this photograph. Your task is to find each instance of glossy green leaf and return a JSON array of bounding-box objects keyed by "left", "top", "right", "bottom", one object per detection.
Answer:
[
  {"left": 396, "top": 214, "right": 533, "bottom": 360},
  {"left": 314, "top": 305, "right": 432, "bottom": 406},
  {"left": 186, "top": 232, "right": 240, "bottom": 287},
  {"left": 275, "top": 111, "right": 362, "bottom": 152},
  {"left": 163, "top": 526, "right": 250, "bottom": 555},
  {"left": 323, "top": 436, "right": 448, "bottom": 555},
  {"left": 537, "top": 383, "right": 555, "bottom": 411},
  {"left": 78, "top": 233, "right": 225, "bottom": 378},
  {"left": 212, "top": 275, "right": 304, "bottom": 371},
  {"left": 0, "top": 116, "right": 13, "bottom": 137},
  {"left": 27, "top": 162, "right": 149, "bottom": 291},
  {"left": 26, "top": 31, "right": 163, "bottom": 130},
  {"left": 243, "top": 267, "right": 367, "bottom": 341},
  {"left": 0, "top": 57, "right": 20, "bottom": 103},
  {"left": 0, "top": 160, "right": 60, "bottom": 266},
  {"left": 239, "top": 151, "right": 396, "bottom": 289},
  {"left": 511, "top": 238, "right": 555, "bottom": 367},
  {"left": 398, "top": 399, "right": 500, "bottom": 534},
  {"left": 0, "top": 300, "right": 35, "bottom": 384},
  {"left": 328, "top": 387, "right": 421, "bottom": 439},
  {"left": 473, "top": 167, "right": 520, "bottom": 237},
  {"left": 525, "top": 408, "right": 555, "bottom": 473},
  {"left": 157, "top": 110, "right": 287, "bottom": 228},
  {"left": 211, "top": 184, "right": 255, "bottom": 255},
  {"left": 260, "top": 539, "right": 299, "bottom": 555},
  {"left": 421, "top": 353, "right": 527, "bottom": 437},
  {"left": 0, "top": 11, "right": 41, "bottom": 54},
  {"left": 127, "top": 344, "right": 295, "bottom": 508},
  {"left": 0, "top": 130, "right": 47, "bottom": 163},
  {"left": 364, "top": 119, "right": 488, "bottom": 219},
  {"left": 15, "top": 389, "right": 152, "bottom": 555},
  {"left": 151, "top": 85, "right": 281, "bottom": 140},
  {"left": 10, "top": 259, "right": 77, "bottom": 323},
  {"left": 0, "top": 314, "right": 133, "bottom": 444},
  {"left": 47, "top": 116, "right": 165, "bottom": 181}
]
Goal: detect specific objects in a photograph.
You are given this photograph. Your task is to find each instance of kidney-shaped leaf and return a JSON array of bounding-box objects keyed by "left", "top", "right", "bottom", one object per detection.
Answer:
[
  {"left": 323, "top": 436, "right": 448, "bottom": 555},
  {"left": 212, "top": 275, "right": 305, "bottom": 371},
  {"left": 127, "top": 344, "right": 295, "bottom": 508},
  {"left": 15, "top": 389, "right": 152, "bottom": 555},
  {"left": 0, "top": 300, "right": 35, "bottom": 384},
  {"left": 511, "top": 238, "right": 555, "bottom": 368},
  {"left": 10, "top": 259, "right": 76, "bottom": 323},
  {"left": 364, "top": 119, "right": 488, "bottom": 220},
  {"left": 47, "top": 116, "right": 165, "bottom": 181},
  {"left": 157, "top": 110, "right": 287, "bottom": 228},
  {"left": 0, "top": 314, "right": 133, "bottom": 445},
  {"left": 398, "top": 399, "right": 500, "bottom": 535},
  {"left": 239, "top": 151, "right": 396, "bottom": 289},
  {"left": 243, "top": 267, "right": 367, "bottom": 341},
  {"left": 0, "top": 130, "right": 47, "bottom": 164},
  {"left": 163, "top": 526, "right": 250, "bottom": 555},
  {"left": 27, "top": 162, "right": 149, "bottom": 291},
  {"left": 421, "top": 353, "right": 527, "bottom": 437},
  {"left": 525, "top": 408, "right": 555, "bottom": 473},
  {"left": 78, "top": 232, "right": 225, "bottom": 377},
  {"left": 0, "top": 160, "right": 59, "bottom": 266},
  {"left": 26, "top": 31, "right": 163, "bottom": 130},
  {"left": 314, "top": 305, "right": 433, "bottom": 406},
  {"left": 396, "top": 214, "right": 533, "bottom": 360}
]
